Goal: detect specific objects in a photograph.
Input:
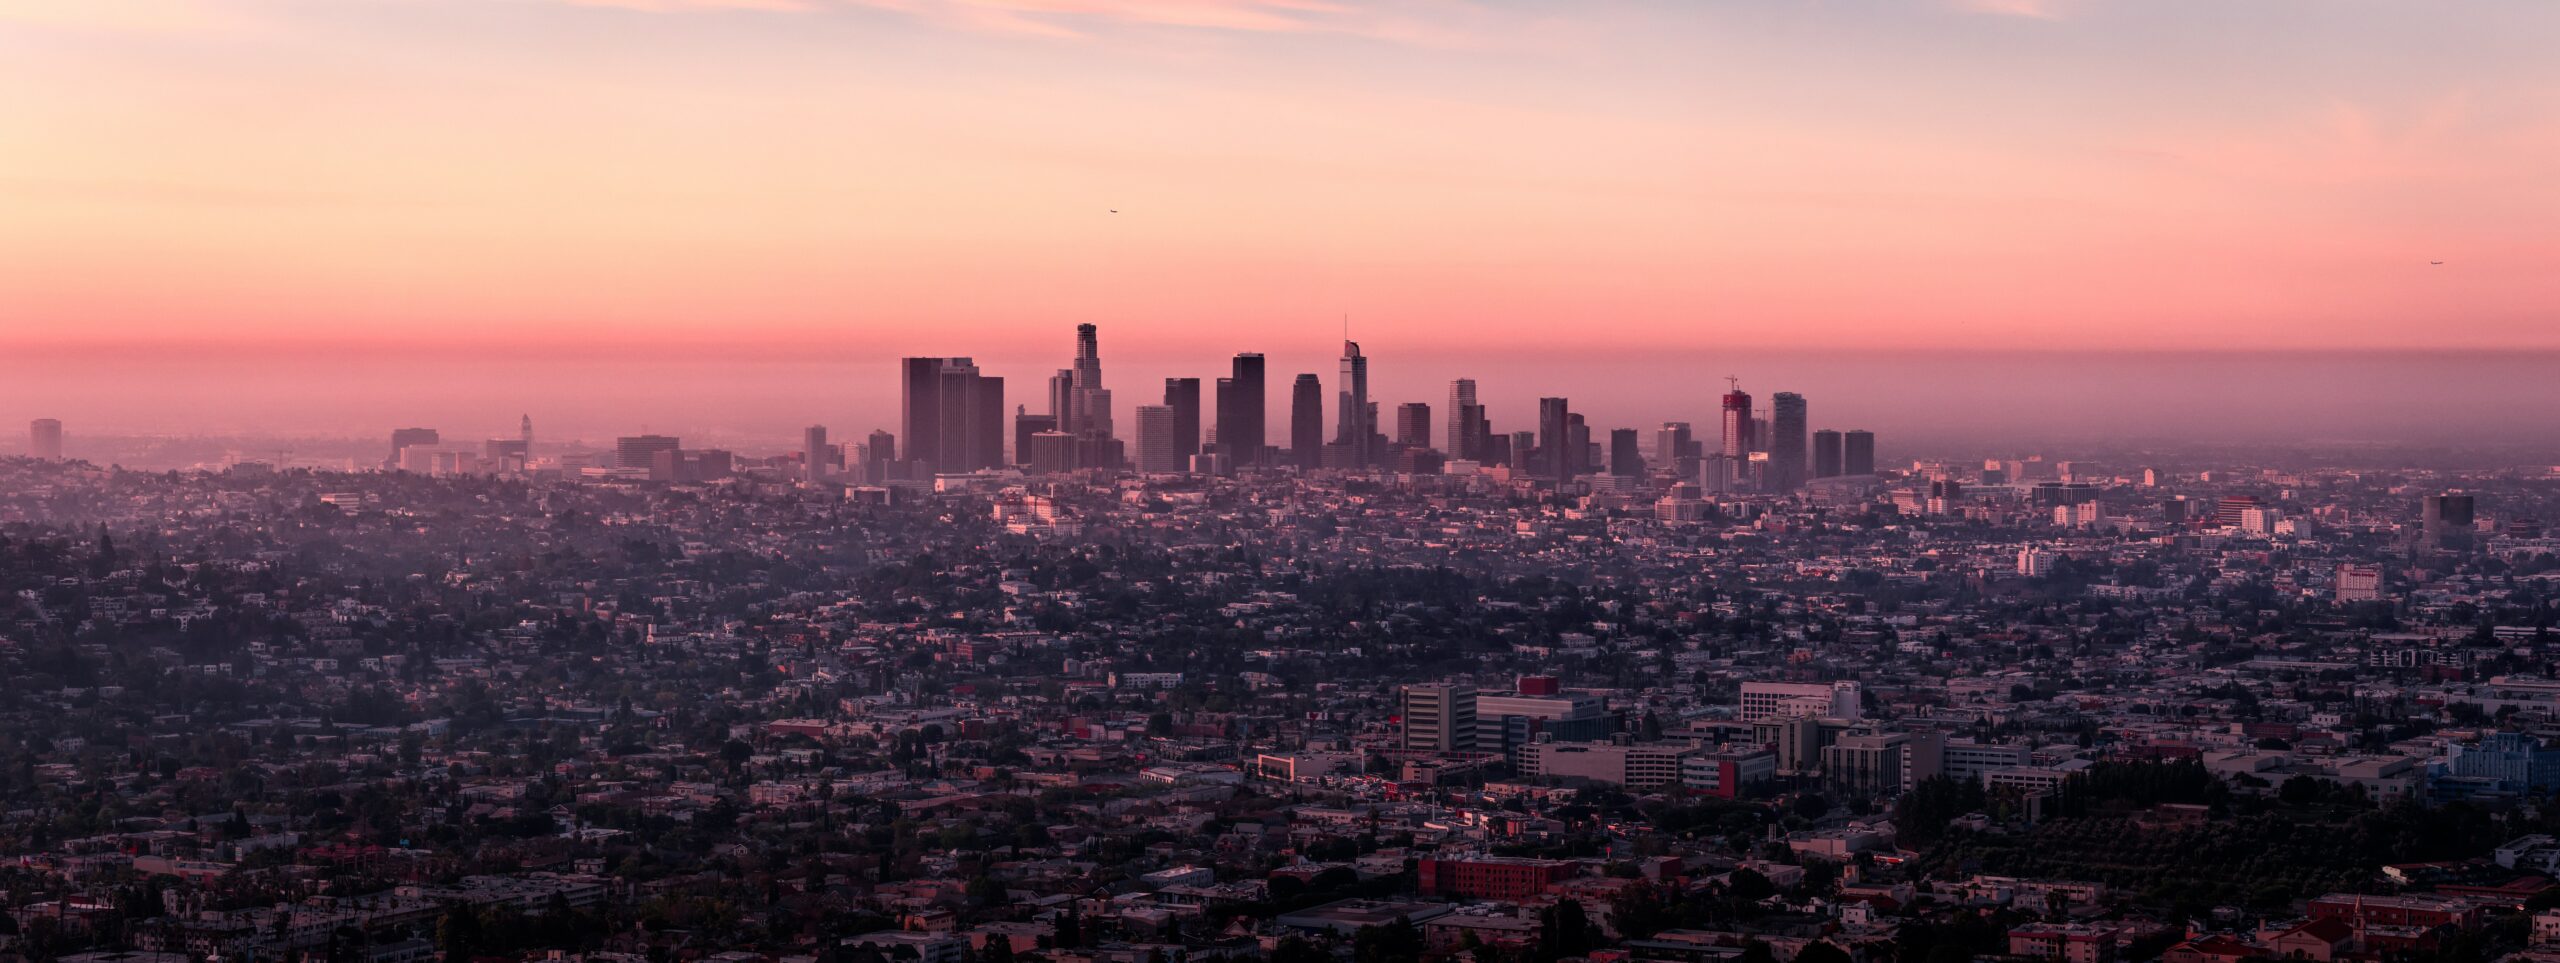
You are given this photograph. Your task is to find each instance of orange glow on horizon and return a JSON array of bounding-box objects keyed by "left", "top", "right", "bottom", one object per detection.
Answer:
[{"left": 3, "top": 0, "right": 2556, "bottom": 356}]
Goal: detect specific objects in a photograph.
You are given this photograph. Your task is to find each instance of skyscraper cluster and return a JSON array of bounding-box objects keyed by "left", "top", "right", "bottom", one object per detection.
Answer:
[{"left": 865, "top": 324, "right": 1873, "bottom": 489}]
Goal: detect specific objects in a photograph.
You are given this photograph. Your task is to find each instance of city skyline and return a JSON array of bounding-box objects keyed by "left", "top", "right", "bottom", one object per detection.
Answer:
[{"left": 9, "top": 4, "right": 2560, "bottom": 960}]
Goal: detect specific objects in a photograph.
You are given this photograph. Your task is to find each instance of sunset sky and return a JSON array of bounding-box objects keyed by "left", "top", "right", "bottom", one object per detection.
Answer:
[{"left": 4, "top": 0, "right": 2557, "bottom": 361}]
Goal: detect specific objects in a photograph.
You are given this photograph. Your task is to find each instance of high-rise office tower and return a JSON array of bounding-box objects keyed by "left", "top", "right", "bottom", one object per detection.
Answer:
[
  {"left": 1461, "top": 404, "right": 1489, "bottom": 461},
  {"left": 1609, "top": 428, "right": 1641, "bottom": 477},
  {"left": 1013, "top": 408, "right": 1057, "bottom": 467},
  {"left": 28, "top": 419, "right": 63, "bottom": 461},
  {"left": 1813, "top": 429, "right": 1844, "bottom": 479},
  {"left": 1065, "top": 323, "right": 1113, "bottom": 439},
  {"left": 973, "top": 375, "right": 1006, "bottom": 469},
  {"left": 1135, "top": 405, "right": 1183, "bottom": 472},
  {"left": 1509, "top": 431, "right": 1537, "bottom": 471},
  {"left": 388, "top": 427, "right": 440, "bottom": 470},
  {"left": 1721, "top": 386, "right": 1753, "bottom": 459},
  {"left": 866, "top": 430, "right": 896, "bottom": 482},
  {"left": 1656, "top": 422, "right": 1692, "bottom": 467},
  {"left": 1395, "top": 403, "right": 1432, "bottom": 449},
  {"left": 1215, "top": 353, "right": 1266, "bottom": 467},
  {"left": 1048, "top": 369, "right": 1073, "bottom": 427},
  {"left": 1332, "top": 341, "right": 1372, "bottom": 467},
  {"left": 1290, "top": 374, "right": 1324, "bottom": 469},
  {"left": 1568, "top": 414, "right": 1590, "bottom": 478},
  {"left": 1843, "top": 429, "right": 1875, "bottom": 476},
  {"left": 1538, "top": 398, "right": 1572, "bottom": 481},
  {"left": 2423, "top": 493, "right": 2478, "bottom": 553},
  {"left": 1445, "top": 379, "right": 1478, "bottom": 458},
  {"left": 616, "top": 434, "right": 680, "bottom": 470},
  {"left": 1163, "top": 377, "right": 1201, "bottom": 460},
  {"left": 803, "top": 425, "right": 829, "bottom": 481},
  {"left": 1769, "top": 392, "right": 1807, "bottom": 492},
  {"left": 901, "top": 357, "right": 1004, "bottom": 474},
  {"left": 904, "top": 357, "right": 950, "bottom": 472}
]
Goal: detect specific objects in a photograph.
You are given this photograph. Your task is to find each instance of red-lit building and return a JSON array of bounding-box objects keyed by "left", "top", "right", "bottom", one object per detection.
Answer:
[{"left": 1416, "top": 856, "right": 1576, "bottom": 902}]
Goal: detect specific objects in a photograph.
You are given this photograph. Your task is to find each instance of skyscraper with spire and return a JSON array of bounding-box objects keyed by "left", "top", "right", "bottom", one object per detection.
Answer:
[
  {"left": 1721, "top": 382, "right": 1753, "bottom": 460},
  {"left": 1066, "top": 323, "right": 1113, "bottom": 440},
  {"left": 1332, "top": 340, "right": 1373, "bottom": 467}
]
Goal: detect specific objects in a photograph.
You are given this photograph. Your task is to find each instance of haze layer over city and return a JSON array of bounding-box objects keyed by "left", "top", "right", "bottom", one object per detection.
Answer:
[{"left": 6, "top": 5, "right": 2560, "bottom": 963}]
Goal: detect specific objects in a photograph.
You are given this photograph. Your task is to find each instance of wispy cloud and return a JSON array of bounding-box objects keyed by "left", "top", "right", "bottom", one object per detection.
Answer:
[
  {"left": 0, "top": 0, "right": 255, "bottom": 32},
  {"left": 1953, "top": 0, "right": 2064, "bottom": 19},
  {"left": 563, "top": 0, "right": 821, "bottom": 10},
  {"left": 550, "top": 0, "right": 1472, "bottom": 42}
]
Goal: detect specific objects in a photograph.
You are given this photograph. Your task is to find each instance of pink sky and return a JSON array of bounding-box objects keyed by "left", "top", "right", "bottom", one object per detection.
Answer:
[{"left": 3, "top": 0, "right": 2556, "bottom": 358}]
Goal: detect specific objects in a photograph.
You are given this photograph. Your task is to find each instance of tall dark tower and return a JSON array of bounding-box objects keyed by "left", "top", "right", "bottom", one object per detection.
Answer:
[
  {"left": 866, "top": 429, "right": 896, "bottom": 482},
  {"left": 1163, "top": 377, "right": 1201, "bottom": 459},
  {"left": 903, "top": 357, "right": 1001, "bottom": 474},
  {"left": 2423, "top": 493, "right": 2478, "bottom": 553},
  {"left": 1609, "top": 428, "right": 1641, "bottom": 476},
  {"left": 1333, "top": 341, "right": 1372, "bottom": 467},
  {"left": 900, "top": 357, "right": 945, "bottom": 472},
  {"left": 1291, "top": 374, "right": 1324, "bottom": 469},
  {"left": 1013, "top": 408, "right": 1057, "bottom": 468},
  {"left": 1813, "top": 429, "right": 1844, "bottom": 479},
  {"left": 1843, "top": 429, "right": 1875, "bottom": 476},
  {"left": 1770, "top": 392, "right": 1807, "bottom": 492},
  {"left": 1217, "top": 353, "right": 1266, "bottom": 466},
  {"left": 1538, "top": 397, "right": 1573, "bottom": 482},
  {"left": 1395, "top": 403, "right": 1432, "bottom": 449},
  {"left": 1445, "top": 379, "right": 1478, "bottom": 459}
]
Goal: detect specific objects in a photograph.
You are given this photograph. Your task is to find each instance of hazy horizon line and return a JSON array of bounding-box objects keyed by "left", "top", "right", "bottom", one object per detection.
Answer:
[{"left": 10, "top": 337, "right": 2560, "bottom": 365}]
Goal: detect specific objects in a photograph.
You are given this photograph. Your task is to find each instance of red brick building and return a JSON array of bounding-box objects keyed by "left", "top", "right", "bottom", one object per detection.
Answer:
[{"left": 1415, "top": 856, "right": 1575, "bottom": 901}]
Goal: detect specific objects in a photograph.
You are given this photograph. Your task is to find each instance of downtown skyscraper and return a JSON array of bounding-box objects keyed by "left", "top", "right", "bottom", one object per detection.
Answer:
[
  {"left": 1445, "top": 379, "right": 1480, "bottom": 460},
  {"left": 1134, "top": 405, "right": 1182, "bottom": 472},
  {"left": 1844, "top": 429, "right": 1876, "bottom": 476},
  {"left": 900, "top": 356, "right": 1004, "bottom": 474},
  {"left": 1720, "top": 384, "right": 1753, "bottom": 459},
  {"left": 803, "top": 425, "right": 830, "bottom": 482},
  {"left": 1769, "top": 391, "right": 1807, "bottom": 492},
  {"left": 1063, "top": 323, "right": 1113, "bottom": 439},
  {"left": 1538, "top": 397, "right": 1574, "bottom": 482},
  {"left": 1395, "top": 403, "right": 1432, "bottom": 449},
  {"left": 1332, "top": 340, "right": 1373, "bottom": 467},
  {"left": 1215, "top": 353, "right": 1266, "bottom": 467},
  {"left": 1290, "top": 373, "right": 1324, "bottom": 469},
  {"left": 1163, "top": 377, "right": 1201, "bottom": 462}
]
